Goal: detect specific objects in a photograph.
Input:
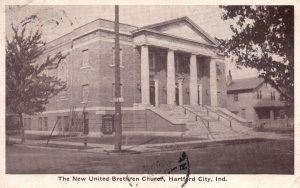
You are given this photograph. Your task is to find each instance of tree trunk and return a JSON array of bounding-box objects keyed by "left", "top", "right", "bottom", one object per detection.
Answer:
[{"left": 18, "top": 113, "right": 25, "bottom": 143}]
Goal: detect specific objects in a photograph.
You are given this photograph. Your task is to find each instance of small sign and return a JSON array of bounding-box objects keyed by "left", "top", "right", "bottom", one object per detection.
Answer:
[{"left": 101, "top": 114, "right": 114, "bottom": 135}]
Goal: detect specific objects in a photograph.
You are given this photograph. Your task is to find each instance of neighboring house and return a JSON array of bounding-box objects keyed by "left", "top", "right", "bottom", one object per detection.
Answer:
[
  {"left": 226, "top": 72, "right": 292, "bottom": 128},
  {"left": 23, "top": 16, "right": 228, "bottom": 134}
]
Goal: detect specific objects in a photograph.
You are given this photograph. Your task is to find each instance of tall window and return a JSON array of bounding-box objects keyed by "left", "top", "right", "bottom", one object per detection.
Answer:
[
  {"left": 149, "top": 52, "right": 156, "bottom": 71},
  {"left": 111, "top": 48, "right": 123, "bottom": 67},
  {"left": 233, "top": 93, "right": 239, "bottom": 101},
  {"left": 82, "top": 84, "right": 89, "bottom": 102},
  {"left": 257, "top": 90, "right": 262, "bottom": 99},
  {"left": 271, "top": 91, "right": 276, "bottom": 100},
  {"left": 82, "top": 49, "right": 89, "bottom": 67}
]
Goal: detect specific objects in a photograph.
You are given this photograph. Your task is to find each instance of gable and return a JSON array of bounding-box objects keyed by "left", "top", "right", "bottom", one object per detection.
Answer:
[
  {"left": 151, "top": 21, "right": 213, "bottom": 45},
  {"left": 256, "top": 82, "right": 280, "bottom": 96}
]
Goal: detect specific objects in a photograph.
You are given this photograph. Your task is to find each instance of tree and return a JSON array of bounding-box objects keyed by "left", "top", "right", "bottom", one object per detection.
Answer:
[
  {"left": 218, "top": 6, "right": 294, "bottom": 105},
  {"left": 6, "top": 22, "right": 66, "bottom": 143}
]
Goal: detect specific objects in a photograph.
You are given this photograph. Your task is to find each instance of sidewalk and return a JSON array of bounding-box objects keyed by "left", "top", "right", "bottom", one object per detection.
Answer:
[{"left": 8, "top": 130, "right": 292, "bottom": 154}]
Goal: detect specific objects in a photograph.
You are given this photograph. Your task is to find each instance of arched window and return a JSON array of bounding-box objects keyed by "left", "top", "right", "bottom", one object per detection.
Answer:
[{"left": 58, "top": 58, "right": 67, "bottom": 83}]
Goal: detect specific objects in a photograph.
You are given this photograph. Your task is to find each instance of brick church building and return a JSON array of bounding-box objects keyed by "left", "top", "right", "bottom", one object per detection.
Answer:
[{"left": 23, "top": 16, "right": 229, "bottom": 136}]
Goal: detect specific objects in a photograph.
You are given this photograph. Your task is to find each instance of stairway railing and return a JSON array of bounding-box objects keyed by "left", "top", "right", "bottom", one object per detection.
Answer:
[
  {"left": 179, "top": 106, "right": 210, "bottom": 128},
  {"left": 202, "top": 105, "right": 232, "bottom": 128}
]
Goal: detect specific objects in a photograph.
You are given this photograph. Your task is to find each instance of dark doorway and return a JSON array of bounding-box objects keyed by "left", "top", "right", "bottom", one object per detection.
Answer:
[
  {"left": 150, "top": 85, "right": 155, "bottom": 106},
  {"left": 175, "top": 88, "right": 179, "bottom": 105}
]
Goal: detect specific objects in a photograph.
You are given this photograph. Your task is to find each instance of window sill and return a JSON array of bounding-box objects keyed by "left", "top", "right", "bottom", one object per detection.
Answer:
[{"left": 109, "top": 64, "right": 124, "bottom": 68}]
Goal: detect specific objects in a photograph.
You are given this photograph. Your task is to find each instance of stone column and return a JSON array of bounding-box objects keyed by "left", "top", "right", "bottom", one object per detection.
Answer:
[
  {"left": 141, "top": 45, "right": 150, "bottom": 105},
  {"left": 210, "top": 58, "right": 218, "bottom": 106},
  {"left": 189, "top": 54, "right": 198, "bottom": 105},
  {"left": 167, "top": 49, "right": 176, "bottom": 104}
]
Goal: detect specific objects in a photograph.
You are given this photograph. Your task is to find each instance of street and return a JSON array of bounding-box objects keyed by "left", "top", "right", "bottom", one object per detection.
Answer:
[{"left": 6, "top": 139, "right": 293, "bottom": 174}]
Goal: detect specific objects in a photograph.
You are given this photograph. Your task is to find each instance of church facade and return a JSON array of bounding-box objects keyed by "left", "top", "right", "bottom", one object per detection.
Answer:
[{"left": 23, "top": 17, "right": 227, "bottom": 134}]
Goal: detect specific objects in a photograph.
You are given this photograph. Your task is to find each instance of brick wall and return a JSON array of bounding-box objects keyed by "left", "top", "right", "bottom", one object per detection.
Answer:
[{"left": 42, "top": 22, "right": 141, "bottom": 113}]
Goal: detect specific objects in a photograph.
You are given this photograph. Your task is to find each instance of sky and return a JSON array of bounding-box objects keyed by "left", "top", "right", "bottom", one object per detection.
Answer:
[{"left": 5, "top": 5, "right": 259, "bottom": 79}]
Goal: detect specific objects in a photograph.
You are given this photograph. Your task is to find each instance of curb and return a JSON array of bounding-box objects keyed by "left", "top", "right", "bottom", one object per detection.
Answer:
[{"left": 8, "top": 135, "right": 285, "bottom": 155}]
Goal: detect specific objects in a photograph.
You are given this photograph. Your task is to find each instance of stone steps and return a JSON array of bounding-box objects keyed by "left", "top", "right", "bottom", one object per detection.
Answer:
[
  {"left": 186, "top": 105, "right": 254, "bottom": 133},
  {"left": 149, "top": 104, "right": 255, "bottom": 139}
]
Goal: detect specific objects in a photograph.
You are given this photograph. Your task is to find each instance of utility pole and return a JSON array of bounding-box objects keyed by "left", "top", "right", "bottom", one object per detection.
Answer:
[{"left": 114, "top": 5, "right": 122, "bottom": 151}]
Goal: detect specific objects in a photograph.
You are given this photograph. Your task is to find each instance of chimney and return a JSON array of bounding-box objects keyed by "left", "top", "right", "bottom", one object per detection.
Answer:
[{"left": 227, "top": 70, "right": 232, "bottom": 85}]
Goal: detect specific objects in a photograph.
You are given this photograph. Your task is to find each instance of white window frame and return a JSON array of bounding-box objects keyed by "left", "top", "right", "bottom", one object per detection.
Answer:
[
  {"left": 81, "top": 49, "right": 90, "bottom": 68},
  {"left": 82, "top": 84, "right": 90, "bottom": 103}
]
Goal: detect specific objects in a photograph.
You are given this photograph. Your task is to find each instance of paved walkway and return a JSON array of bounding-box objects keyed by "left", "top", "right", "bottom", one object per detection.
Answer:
[{"left": 8, "top": 130, "right": 293, "bottom": 154}]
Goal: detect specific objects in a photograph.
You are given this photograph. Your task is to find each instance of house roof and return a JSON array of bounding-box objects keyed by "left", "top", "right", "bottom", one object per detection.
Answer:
[
  {"left": 254, "top": 99, "right": 285, "bottom": 108},
  {"left": 227, "top": 77, "right": 264, "bottom": 92}
]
